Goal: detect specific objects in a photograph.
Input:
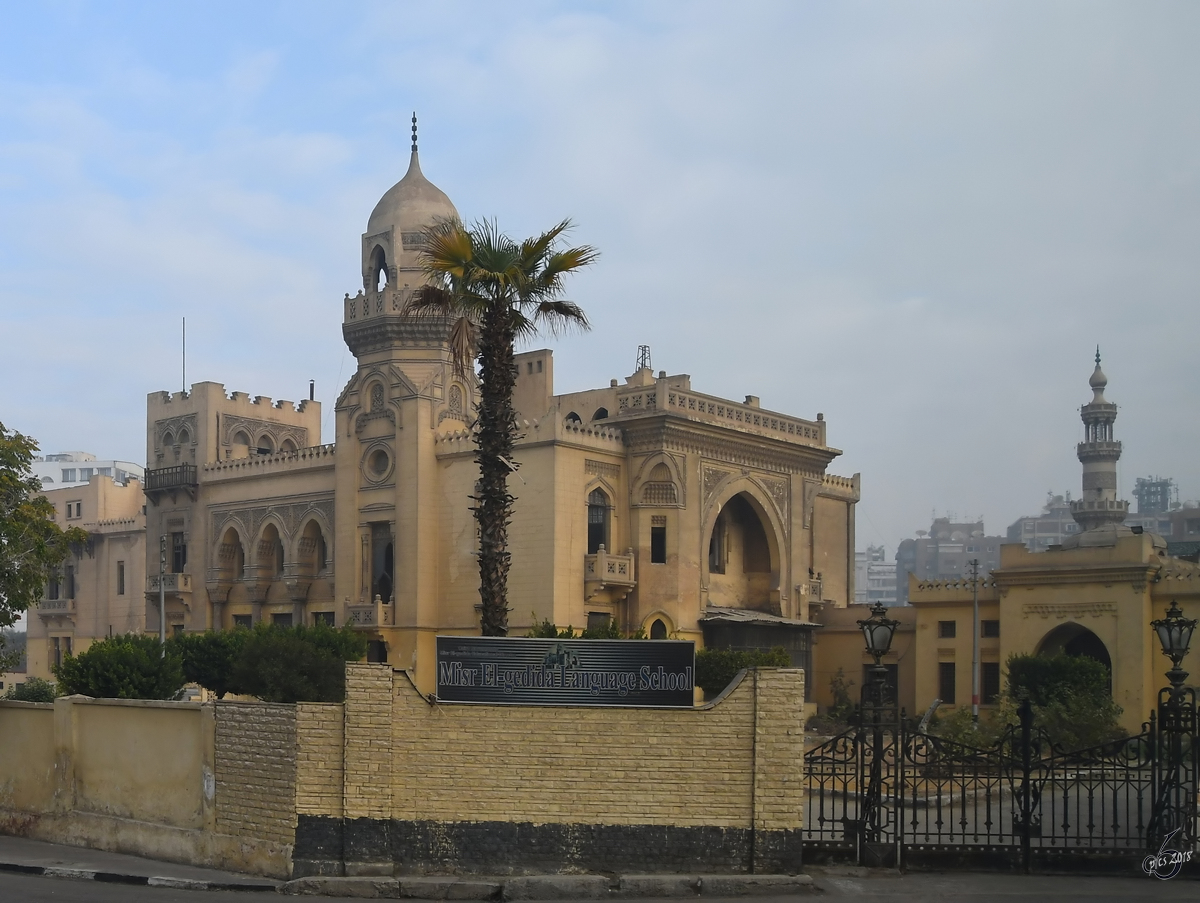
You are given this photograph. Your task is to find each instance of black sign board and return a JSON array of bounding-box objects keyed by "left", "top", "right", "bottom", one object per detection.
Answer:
[{"left": 435, "top": 636, "right": 696, "bottom": 708}]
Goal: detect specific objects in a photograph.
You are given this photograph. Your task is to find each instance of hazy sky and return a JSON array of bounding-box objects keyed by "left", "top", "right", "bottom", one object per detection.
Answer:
[{"left": 1, "top": 1, "right": 1197, "bottom": 558}]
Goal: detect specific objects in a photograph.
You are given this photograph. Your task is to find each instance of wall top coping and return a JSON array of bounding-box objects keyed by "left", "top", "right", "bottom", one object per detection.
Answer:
[
  {"left": 55, "top": 695, "right": 207, "bottom": 710},
  {"left": 0, "top": 700, "right": 53, "bottom": 709}
]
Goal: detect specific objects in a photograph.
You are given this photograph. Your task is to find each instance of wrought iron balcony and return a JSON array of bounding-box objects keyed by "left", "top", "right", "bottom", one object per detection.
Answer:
[{"left": 144, "top": 464, "right": 198, "bottom": 504}]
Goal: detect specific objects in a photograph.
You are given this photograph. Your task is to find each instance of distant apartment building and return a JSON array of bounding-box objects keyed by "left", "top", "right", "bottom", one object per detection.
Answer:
[
  {"left": 1125, "top": 476, "right": 1177, "bottom": 537},
  {"left": 1006, "top": 492, "right": 1082, "bottom": 551},
  {"left": 32, "top": 451, "right": 143, "bottom": 490},
  {"left": 894, "top": 518, "right": 1004, "bottom": 605},
  {"left": 854, "top": 545, "right": 898, "bottom": 606}
]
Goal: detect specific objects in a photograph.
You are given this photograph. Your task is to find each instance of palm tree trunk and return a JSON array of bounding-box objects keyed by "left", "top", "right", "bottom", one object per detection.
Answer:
[{"left": 474, "top": 304, "right": 518, "bottom": 636}]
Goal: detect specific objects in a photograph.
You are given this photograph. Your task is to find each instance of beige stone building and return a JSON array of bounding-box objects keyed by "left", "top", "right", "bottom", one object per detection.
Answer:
[
  {"left": 905, "top": 356, "right": 1200, "bottom": 732},
  {"left": 27, "top": 474, "right": 146, "bottom": 681},
  {"left": 142, "top": 138, "right": 860, "bottom": 696}
]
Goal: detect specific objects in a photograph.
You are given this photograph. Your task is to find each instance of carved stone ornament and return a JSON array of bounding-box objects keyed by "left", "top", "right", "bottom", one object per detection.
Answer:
[
  {"left": 209, "top": 498, "right": 335, "bottom": 549},
  {"left": 222, "top": 416, "right": 308, "bottom": 451},
  {"left": 1022, "top": 601, "right": 1117, "bottom": 619},
  {"left": 155, "top": 414, "right": 198, "bottom": 448}
]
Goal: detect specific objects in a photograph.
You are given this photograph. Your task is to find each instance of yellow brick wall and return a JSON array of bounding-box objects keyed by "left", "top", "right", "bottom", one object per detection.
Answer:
[
  {"left": 342, "top": 664, "right": 393, "bottom": 820},
  {"left": 751, "top": 669, "right": 806, "bottom": 831},
  {"left": 295, "top": 703, "right": 344, "bottom": 818},
  {"left": 214, "top": 702, "right": 297, "bottom": 846},
  {"left": 328, "top": 663, "right": 804, "bottom": 832}
]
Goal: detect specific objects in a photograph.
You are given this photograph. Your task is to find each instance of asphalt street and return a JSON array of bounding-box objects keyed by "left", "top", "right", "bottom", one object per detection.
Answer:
[{"left": 2, "top": 868, "right": 1198, "bottom": 902}]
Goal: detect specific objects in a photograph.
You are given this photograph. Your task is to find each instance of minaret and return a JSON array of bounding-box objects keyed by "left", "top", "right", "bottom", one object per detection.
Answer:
[{"left": 1069, "top": 348, "right": 1129, "bottom": 531}]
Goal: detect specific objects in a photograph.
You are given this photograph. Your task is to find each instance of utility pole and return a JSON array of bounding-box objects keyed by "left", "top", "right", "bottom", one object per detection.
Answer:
[
  {"left": 970, "top": 557, "right": 980, "bottom": 724},
  {"left": 159, "top": 534, "right": 167, "bottom": 652}
]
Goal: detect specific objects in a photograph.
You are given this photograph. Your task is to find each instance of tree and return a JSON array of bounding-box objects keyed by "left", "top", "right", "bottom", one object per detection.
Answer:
[
  {"left": 3, "top": 675, "right": 56, "bottom": 702},
  {"left": 411, "top": 220, "right": 598, "bottom": 636},
  {"left": 227, "top": 623, "right": 367, "bottom": 704},
  {"left": 54, "top": 633, "right": 185, "bottom": 699},
  {"left": 0, "top": 423, "right": 88, "bottom": 670},
  {"left": 172, "top": 629, "right": 250, "bottom": 699}
]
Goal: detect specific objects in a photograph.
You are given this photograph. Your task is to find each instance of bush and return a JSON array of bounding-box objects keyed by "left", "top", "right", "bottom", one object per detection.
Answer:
[
  {"left": 806, "top": 668, "right": 857, "bottom": 734},
  {"left": 930, "top": 653, "right": 1125, "bottom": 752},
  {"left": 171, "top": 630, "right": 250, "bottom": 699},
  {"left": 1007, "top": 652, "right": 1110, "bottom": 707},
  {"left": 3, "top": 675, "right": 56, "bottom": 702},
  {"left": 229, "top": 630, "right": 342, "bottom": 703},
  {"left": 695, "top": 647, "right": 791, "bottom": 696},
  {"left": 525, "top": 614, "right": 646, "bottom": 640},
  {"left": 53, "top": 634, "right": 184, "bottom": 699}
]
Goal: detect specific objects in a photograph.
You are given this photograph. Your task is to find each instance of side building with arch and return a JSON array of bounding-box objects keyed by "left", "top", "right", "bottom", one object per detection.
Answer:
[
  {"left": 907, "top": 356, "right": 1200, "bottom": 733},
  {"left": 141, "top": 137, "right": 860, "bottom": 696}
]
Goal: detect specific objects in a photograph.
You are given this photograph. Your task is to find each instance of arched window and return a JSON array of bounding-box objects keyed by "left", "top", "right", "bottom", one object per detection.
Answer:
[
  {"left": 162, "top": 431, "right": 175, "bottom": 448},
  {"left": 370, "top": 383, "right": 385, "bottom": 412},
  {"left": 280, "top": 438, "right": 297, "bottom": 454},
  {"left": 177, "top": 428, "right": 190, "bottom": 446},
  {"left": 448, "top": 385, "right": 464, "bottom": 419},
  {"left": 587, "top": 489, "right": 610, "bottom": 554},
  {"left": 257, "top": 435, "right": 275, "bottom": 455},
  {"left": 260, "top": 524, "right": 284, "bottom": 578},
  {"left": 565, "top": 411, "right": 582, "bottom": 424},
  {"left": 650, "top": 619, "right": 667, "bottom": 640},
  {"left": 219, "top": 527, "right": 245, "bottom": 580},
  {"left": 370, "top": 245, "right": 388, "bottom": 292},
  {"left": 592, "top": 407, "right": 609, "bottom": 421}
]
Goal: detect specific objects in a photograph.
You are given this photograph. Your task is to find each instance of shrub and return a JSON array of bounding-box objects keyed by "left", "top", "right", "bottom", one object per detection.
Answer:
[
  {"left": 525, "top": 614, "right": 645, "bottom": 640},
  {"left": 53, "top": 634, "right": 184, "bottom": 699},
  {"left": 695, "top": 647, "right": 791, "bottom": 696},
  {"left": 4, "top": 675, "right": 56, "bottom": 702},
  {"left": 229, "top": 630, "right": 344, "bottom": 703},
  {"left": 1007, "top": 652, "right": 1110, "bottom": 707},
  {"left": 171, "top": 630, "right": 250, "bottom": 699}
]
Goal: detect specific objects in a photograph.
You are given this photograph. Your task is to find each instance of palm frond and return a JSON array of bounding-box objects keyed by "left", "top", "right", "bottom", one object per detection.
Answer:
[
  {"left": 531, "top": 300, "right": 589, "bottom": 334},
  {"left": 447, "top": 316, "right": 476, "bottom": 379}
]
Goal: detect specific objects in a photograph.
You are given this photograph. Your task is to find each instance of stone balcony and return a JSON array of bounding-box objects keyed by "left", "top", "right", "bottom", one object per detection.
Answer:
[
  {"left": 346, "top": 596, "right": 395, "bottom": 629},
  {"left": 147, "top": 573, "right": 193, "bottom": 595},
  {"left": 584, "top": 546, "right": 636, "bottom": 603},
  {"left": 144, "top": 464, "right": 198, "bottom": 503},
  {"left": 36, "top": 598, "right": 76, "bottom": 618}
]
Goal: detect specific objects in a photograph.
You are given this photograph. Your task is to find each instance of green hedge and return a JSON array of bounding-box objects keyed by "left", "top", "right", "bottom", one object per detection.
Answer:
[
  {"left": 54, "top": 633, "right": 185, "bottom": 699},
  {"left": 695, "top": 647, "right": 791, "bottom": 695}
]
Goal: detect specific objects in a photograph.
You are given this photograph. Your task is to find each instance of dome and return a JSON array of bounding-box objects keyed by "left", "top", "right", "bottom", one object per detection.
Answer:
[{"left": 367, "top": 149, "right": 459, "bottom": 238}]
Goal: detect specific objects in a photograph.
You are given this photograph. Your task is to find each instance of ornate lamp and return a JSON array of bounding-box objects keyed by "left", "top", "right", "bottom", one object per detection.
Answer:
[
  {"left": 858, "top": 601, "right": 900, "bottom": 666},
  {"left": 1152, "top": 600, "right": 1196, "bottom": 691}
]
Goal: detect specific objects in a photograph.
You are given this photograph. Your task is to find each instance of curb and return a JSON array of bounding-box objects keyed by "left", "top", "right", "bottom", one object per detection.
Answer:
[
  {"left": 0, "top": 860, "right": 281, "bottom": 892},
  {"left": 280, "top": 873, "right": 817, "bottom": 898}
]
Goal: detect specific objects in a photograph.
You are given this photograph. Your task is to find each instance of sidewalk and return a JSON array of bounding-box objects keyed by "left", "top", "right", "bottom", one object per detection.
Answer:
[{"left": 0, "top": 835, "right": 279, "bottom": 892}]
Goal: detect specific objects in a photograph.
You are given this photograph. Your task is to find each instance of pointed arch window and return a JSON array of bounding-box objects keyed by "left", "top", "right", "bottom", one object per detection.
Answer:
[{"left": 587, "top": 489, "right": 610, "bottom": 554}]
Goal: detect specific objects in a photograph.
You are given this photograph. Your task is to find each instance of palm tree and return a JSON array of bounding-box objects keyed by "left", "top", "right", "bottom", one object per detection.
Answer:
[{"left": 409, "top": 219, "right": 598, "bottom": 636}]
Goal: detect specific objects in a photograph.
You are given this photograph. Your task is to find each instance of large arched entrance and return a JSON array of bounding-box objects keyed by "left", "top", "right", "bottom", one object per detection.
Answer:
[
  {"left": 1035, "top": 622, "right": 1113, "bottom": 672},
  {"left": 705, "top": 491, "right": 779, "bottom": 612}
]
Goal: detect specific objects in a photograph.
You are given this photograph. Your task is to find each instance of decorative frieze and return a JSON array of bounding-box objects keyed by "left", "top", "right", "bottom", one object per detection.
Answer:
[
  {"left": 209, "top": 498, "right": 335, "bottom": 547},
  {"left": 1022, "top": 601, "right": 1117, "bottom": 619},
  {"left": 585, "top": 459, "right": 621, "bottom": 480}
]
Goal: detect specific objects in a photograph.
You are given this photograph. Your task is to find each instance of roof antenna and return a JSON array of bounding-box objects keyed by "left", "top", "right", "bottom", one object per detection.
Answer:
[
  {"left": 411, "top": 112, "right": 418, "bottom": 153},
  {"left": 636, "top": 344, "right": 652, "bottom": 372}
]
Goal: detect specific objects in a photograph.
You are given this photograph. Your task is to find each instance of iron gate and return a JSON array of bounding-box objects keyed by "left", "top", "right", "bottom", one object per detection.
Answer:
[{"left": 804, "top": 696, "right": 1197, "bottom": 871}]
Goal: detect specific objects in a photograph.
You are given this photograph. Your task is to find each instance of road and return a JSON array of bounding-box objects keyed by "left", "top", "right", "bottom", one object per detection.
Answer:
[{"left": 1, "top": 869, "right": 1196, "bottom": 902}]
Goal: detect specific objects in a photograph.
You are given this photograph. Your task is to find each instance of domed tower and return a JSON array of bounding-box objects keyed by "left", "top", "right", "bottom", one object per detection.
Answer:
[
  {"left": 342, "top": 114, "right": 461, "bottom": 365},
  {"left": 1069, "top": 349, "right": 1129, "bottom": 532}
]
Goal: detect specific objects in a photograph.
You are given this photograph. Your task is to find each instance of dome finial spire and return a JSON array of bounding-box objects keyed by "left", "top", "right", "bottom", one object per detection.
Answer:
[
  {"left": 1095, "top": 344, "right": 1101, "bottom": 367},
  {"left": 411, "top": 112, "right": 418, "bottom": 153}
]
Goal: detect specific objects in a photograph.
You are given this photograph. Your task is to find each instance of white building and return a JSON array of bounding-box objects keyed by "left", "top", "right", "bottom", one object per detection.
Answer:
[
  {"left": 31, "top": 452, "right": 143, "bottom": 491},
  {"left": 854, "top": 545, "right": 898, "bottom": 606}
]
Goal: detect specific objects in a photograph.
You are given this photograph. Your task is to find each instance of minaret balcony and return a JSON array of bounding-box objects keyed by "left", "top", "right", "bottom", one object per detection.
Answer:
[{"left": 1077, "top": 441, "right": 1122, "bottom": 462}]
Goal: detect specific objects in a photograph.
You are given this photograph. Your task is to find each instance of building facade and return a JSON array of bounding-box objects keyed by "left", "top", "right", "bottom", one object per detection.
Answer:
[
  {"left": 32, "top": 451, "right": 143, "bottom": 491},
  {"left": 854, "top": 545, "right": 897, "bottom": 606},
  {"left": 27, "top": 474, "right": 147, "bottom": 681},
  {"left": 141, "top": 139, "right": 860, "bottom": 695}
]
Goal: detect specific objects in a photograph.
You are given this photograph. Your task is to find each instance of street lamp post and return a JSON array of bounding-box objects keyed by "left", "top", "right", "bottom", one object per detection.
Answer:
[
  {"left": 1149, "top": 600, "right": 1197, "bottom": 846},
  {"left": 855, "top": 601, "right": 901, "bottom": 854}
]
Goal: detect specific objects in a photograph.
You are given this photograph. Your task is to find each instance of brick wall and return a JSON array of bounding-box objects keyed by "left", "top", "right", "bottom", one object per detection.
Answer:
[
  {"left": 295, "top": 703, "right": 344, "bottom": 819},
  {"left": 293, "top": 663, "right": 806, "bottom": 876},
  {"left": 214, "top": 702, "right": 297, "bottom": 847}
]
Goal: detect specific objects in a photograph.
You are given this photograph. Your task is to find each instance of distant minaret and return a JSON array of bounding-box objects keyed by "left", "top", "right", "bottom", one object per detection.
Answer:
[{"left": 1069, "top": 348, "right": 1129, "bottom": 531}]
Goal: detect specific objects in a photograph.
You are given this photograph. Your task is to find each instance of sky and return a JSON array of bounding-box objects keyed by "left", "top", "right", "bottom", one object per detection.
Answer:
[{"left": 1, "top": 0, "right": 1198, "bottom": 561}]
